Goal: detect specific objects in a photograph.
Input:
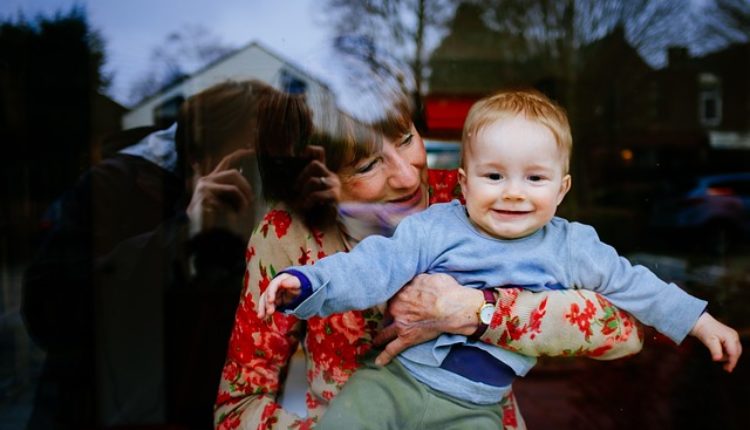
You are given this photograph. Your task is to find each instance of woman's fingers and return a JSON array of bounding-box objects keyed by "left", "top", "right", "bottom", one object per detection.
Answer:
[
  {"left": 207, "top": 169, "right": 253, "bottom": 202},
  {"left": 295, "top": 160, "right": 341, "bottom": 209},
  {"left": 195, "top": 177, "right": 252, "bottom": 210},
  {"left": 296, "top": 160, "right": 331, "bottom": 188},
  {"left": 302, "top": 145, "right": 326, "bottom": 163},
  {"left": 208, "top": 149, "right": 255, "bottom": 206},
  {"left": 373, "top": 323, "right": 398, "bottom": 347},
  {"left": 213, "top": 148, "right": 255, "bottom": 173},
  {"left": 375, "top": 336, "right": 408, "bottom": 366}
]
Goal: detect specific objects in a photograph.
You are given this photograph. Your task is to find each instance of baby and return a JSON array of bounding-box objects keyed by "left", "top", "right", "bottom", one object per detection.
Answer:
[{"left": 258, "top": 89, "right": 742, "bottom": 429}]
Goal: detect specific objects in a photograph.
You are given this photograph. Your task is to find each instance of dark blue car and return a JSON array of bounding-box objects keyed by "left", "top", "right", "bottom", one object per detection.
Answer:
[{"left": 649, "top": 172, "right": 750, "bottom": 253}]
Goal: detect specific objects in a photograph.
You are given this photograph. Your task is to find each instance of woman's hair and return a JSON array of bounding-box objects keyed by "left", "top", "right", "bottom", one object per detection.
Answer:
[
  {"left": 308, "top": 92, "right": 413, "bottom": 174},
  {"left": 372, "top": 94, "right": 413, "bottom": 142},
  {"left": 462, "top": 89, "right": 572, "bottom": 172},
  {"left": 307, "top": 112, "right": 382, "bottom": 174},
  {"left": 254, "top": 87, "right": 315, "bottom": 202},
  {"left": 255, "top": 86, "right": 313, "bottom": 159},
  {"left": 176, "top": 80, "right": 276, "bottom": 172}
]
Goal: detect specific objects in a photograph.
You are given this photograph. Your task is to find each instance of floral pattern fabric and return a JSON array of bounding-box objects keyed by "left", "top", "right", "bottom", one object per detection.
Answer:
[{"left": 214, "top": 169, "right": 643, "bottom": 429}]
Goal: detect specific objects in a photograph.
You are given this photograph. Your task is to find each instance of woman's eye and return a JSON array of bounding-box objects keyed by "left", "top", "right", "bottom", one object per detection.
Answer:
[
  {"left": 355, "top": 158, "right": 380, "bottom": 174},
  {"left": 399, "top": 133, "right": 413, "bottom": 147}
]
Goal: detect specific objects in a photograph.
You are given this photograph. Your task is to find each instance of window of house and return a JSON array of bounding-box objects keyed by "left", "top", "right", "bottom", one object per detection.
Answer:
[
  {"left": 699, "top": 73, "right": 722, "bottom": 127},
  {"left": 152, "top": 95, "right": 185, "bottom": 129},
  {"left": 280, "top": 69, "right": 307, "bottom": 95}
]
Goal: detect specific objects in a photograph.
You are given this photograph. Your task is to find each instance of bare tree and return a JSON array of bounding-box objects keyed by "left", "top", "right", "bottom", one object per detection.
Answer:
[
  {"left": 702, "top": 0, "right": 750, "bottom": 44},
  {"left": 483, "top": 0, "right": 690, "bottom": 71},
  {"left": 324, "top": 0, "right": 459, "bottom": 125},
  {"left": 128, "top": 24, "right": 235, "bottom": 104}
]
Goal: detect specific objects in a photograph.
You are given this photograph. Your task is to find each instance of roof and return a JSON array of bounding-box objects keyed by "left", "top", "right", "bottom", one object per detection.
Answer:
[{"left": 128, "top": 40, "right": 331, "bottom": 111}]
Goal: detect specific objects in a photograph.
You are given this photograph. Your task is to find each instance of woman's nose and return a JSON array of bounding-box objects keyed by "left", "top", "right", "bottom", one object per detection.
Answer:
[{"left": 387, "top": 152, "right": 420, "bottom": 190}]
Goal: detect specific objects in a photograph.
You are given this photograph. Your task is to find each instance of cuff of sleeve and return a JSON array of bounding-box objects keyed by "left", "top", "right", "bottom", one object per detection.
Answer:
[
  {"left": 671, "top": 298, "right": 709, "bottom": 344},
  {"left": 482, "top": 289, "right": 536, "bottom": 342},
  {"left": 277, "top": 269, "right": 313, "bottom": 312},
  {"left": 497, "top": 289, "right": 536, "bottom": 323}
]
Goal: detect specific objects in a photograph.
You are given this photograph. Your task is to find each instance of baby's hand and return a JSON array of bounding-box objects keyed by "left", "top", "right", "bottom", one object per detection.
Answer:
[
  {"left": 257, "top": 273, "right": 302, "bottom": 319},
  {"left": 689, "top": 312, "right": 743, "bottom": 372}
]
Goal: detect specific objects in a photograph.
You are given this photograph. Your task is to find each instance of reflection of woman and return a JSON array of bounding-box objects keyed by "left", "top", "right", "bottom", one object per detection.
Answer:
[{"left": 214, "top": 98, "right": 642, "bottom": 429}]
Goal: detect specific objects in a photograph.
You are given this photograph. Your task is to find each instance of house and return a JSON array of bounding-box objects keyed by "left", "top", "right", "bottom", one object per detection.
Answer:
[
  {"left": 122, "top": 41, "right": 336, "bottom": 130},
  {"left": 655, "top": 42, "right": 750, "bottom": 170}
]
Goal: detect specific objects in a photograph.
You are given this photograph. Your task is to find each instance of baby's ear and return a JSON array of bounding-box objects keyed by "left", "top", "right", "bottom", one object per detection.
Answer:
[
  {"left": 458, "top": 168, "right": 467, "bottom": 188},
  {"left": 557, "top": 174, "right": 572, "bottom": 205}
]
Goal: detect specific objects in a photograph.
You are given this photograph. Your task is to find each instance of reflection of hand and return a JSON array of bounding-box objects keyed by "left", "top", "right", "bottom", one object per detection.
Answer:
[
  {"left": 293, "top": 145, "right": 340, "bottom": 211},
  {"left": 257, "top": 273, "right": 302, "bottom": 318},
  {"left": 689, "top": 312, "right": 743, "bottom": 372},
  {"left": 373, "top": 273, "right": 483, "bottom": 365},
  {"left": 187, "top": 148, "right": 255, "bottom": 242}
]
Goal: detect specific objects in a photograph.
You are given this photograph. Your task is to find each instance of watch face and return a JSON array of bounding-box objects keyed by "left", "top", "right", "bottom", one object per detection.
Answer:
[{"left": 479, "top": 304, "right": 495, "bottom": 325}]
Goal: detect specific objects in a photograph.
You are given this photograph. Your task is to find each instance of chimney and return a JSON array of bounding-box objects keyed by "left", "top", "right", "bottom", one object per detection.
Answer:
[{"left": 667, "top": 46, "right": 690, "bottom": 67}]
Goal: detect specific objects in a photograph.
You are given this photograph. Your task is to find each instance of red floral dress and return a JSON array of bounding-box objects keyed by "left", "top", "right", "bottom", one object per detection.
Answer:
[{"left": 214, "top": 170, "right": 643, "bottom": 429}]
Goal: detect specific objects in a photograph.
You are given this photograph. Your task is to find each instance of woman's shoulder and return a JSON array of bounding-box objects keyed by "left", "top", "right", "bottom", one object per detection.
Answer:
[
  {"left": 253, "top": 202, "right": 302, "bottom": 242},
  {"left": 250, "top": 202, "right": 346, "bottom": 259},
  {"left": 428, "top": 168, "right": 464, "bottom": 204}
]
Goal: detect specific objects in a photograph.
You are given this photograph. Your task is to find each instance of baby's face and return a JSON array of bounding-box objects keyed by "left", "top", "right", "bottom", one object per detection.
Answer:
[{"left": 459, "top": 115, "right": 571, "bottom": 239}]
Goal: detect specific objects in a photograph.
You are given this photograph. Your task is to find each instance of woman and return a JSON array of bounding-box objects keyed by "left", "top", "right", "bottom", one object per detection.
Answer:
[{"left": 214, "top": 95, "right": 642, "bottom": 429}]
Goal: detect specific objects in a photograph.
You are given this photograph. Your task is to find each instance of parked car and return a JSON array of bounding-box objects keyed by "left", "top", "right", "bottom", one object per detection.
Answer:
[
  {"left": 425, "top": 138, "right": 461, "bottom": 169},
  {"left": 649, "top": 172, "right": 750, "bottom": 253}
]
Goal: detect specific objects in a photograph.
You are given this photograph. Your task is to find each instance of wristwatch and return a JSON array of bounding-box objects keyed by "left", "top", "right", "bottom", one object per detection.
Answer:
[{"left": 469, "top": 289, "right": 497, "bottom": 340}]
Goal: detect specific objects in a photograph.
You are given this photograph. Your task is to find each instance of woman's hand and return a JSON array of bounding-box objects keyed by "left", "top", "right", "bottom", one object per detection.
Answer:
[
  {"left": 187, "top": 148, "right": 256, "bottom": 242},
  {"left": 293, "top": 145, "right": 340, "bottom": 211},
  {"left": 373, "top": 273, "right": 484, "bottom": 365}
]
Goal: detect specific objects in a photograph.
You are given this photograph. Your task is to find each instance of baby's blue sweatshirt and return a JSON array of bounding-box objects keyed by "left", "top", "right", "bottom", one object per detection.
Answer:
[{"left": 284, "top": 201, "right": 707, "bottom": 404}]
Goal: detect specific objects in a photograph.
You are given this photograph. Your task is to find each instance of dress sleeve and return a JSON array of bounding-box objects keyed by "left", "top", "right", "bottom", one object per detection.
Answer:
[
  {"left": 214, "top": 209, "right": 312, "bottom": 429},
  {"left": 479, "top": 288, "right": 644, "bottom": 360}
]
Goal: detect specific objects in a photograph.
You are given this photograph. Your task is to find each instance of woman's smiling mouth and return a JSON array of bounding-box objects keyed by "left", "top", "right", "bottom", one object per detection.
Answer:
[{"left": 388, "top": 186, "right": 423, "bottom": 205}]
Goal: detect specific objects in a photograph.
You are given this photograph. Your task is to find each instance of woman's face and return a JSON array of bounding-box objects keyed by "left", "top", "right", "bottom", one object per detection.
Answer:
[{"left": 338, "top": 124, "right": 428, "bottom": 212}]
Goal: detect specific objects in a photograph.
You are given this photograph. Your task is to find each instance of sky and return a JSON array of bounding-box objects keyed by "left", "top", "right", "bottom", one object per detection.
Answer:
[
  {"left": 0, "top": 0, "right": 331, "bottom": 107},
  {"left": 1, "top": 0, "right": 723, "bottom": 113}
]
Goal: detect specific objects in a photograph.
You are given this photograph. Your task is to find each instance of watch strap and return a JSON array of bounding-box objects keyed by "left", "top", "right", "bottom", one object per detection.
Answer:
[{"left": 468, "top": 289, "right": 497, "bottom": 341}]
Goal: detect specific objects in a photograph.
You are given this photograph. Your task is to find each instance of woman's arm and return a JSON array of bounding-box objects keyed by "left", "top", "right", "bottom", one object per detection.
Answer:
[
  {"left": 214, "top": 211, "right": 310, "bottom": 429},
  {"left": 374, "top": 274, "right": 642, "bottom": 365},
  {"left": 480, "top": 287, "right": 643, "bottom": 359}
]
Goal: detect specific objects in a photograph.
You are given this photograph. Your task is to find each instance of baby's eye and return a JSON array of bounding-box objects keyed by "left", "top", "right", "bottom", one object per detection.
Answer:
[
  {"left": 487, "top": 173, "right": 502, "bottom": 181},
  {"left": 528, "top": 175, "right": 544, "bottom": 182}
]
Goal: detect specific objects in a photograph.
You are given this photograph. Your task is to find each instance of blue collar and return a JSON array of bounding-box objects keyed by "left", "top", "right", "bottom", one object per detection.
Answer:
[{"left": 119, "top": 123, "right": 179, "bottom": 174}]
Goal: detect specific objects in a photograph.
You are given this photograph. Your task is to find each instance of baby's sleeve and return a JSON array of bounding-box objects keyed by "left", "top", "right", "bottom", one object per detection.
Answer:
[{"left": 567, "top": 223, "right": 706, "bottom": 344}]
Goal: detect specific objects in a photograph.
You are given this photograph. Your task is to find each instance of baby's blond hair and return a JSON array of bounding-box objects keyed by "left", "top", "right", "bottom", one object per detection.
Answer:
[{"left": 462, "top": 89, "right": 572, "bottom": 172}]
